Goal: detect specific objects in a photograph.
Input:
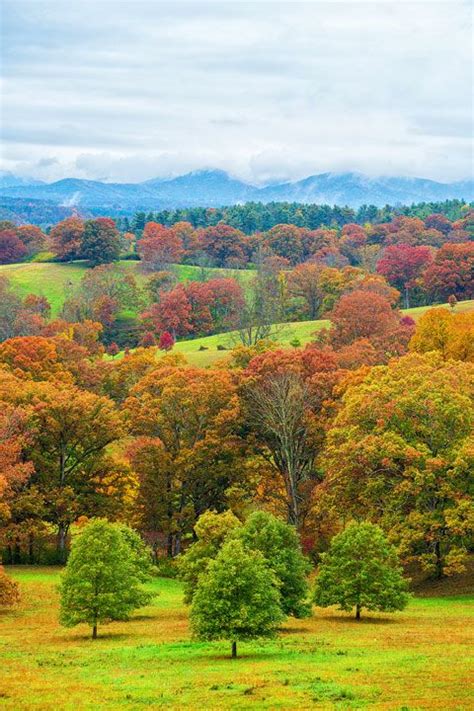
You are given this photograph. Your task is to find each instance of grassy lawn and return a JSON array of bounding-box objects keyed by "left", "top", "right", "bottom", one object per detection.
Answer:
[{"left": 1, "top": 567, "right": 473, "bottom": 710}]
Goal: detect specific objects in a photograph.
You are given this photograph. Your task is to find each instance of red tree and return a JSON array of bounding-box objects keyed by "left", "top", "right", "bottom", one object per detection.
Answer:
[
  {"left": 0, "top": 229, "right": 27, "bottom": 264},
  {"left": 423, "top": 243, "right": 474, "bottom": 302},
  {"left": 158, "top": 331, "right": 175, "bottom": 351},
  {"left": 377, "top": 243, "right": 433, "bottom": 307},
  {"left": 138, "top": 222, "right": 184, "bottom": 270},
  {"left": 50, "top": 217, "right": 85, "bottom": 261},
  {"left": 199, "top": 224, "right": 247, "bottom": 267}
]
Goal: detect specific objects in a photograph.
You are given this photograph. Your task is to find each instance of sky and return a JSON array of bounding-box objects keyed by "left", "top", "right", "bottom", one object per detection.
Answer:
[{"left": 0, "top": 0, "right": 472, "bottom": 184}]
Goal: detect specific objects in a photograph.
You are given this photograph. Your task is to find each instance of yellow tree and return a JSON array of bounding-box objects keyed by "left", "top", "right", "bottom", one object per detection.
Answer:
[{"left": 318, "top": 353, "right": 474, "bottom": 578}]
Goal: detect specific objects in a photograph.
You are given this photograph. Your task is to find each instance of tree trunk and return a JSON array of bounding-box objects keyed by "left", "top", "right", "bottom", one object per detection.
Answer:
[
  {"left": 231, "top": 641, "right": 237, "bottom": 659},
  {"left": 355, "top": 604, "right": 361, "bottom": 620},
  {"left": 173, "top": 533, "right": 181, "bottom": 557},
  {"left": 92, "top": 624, "right": 97, "bottom": 639},
  {"left": 404, "top": 286, "right": 410, "bottom": 309},
  {"left": 434, "top": 541, "right": 443, "bottom": 580},
  {"left": 57, "top": 524, "right": 68, "bottom": 562},
  {"left": 167, "top": 533, "right": 173, "bottom": 558}
]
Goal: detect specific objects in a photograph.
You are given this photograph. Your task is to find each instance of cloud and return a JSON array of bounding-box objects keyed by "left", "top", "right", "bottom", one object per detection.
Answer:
[{"left": 1, "top": 0, "right": 472, "bottom": 183}]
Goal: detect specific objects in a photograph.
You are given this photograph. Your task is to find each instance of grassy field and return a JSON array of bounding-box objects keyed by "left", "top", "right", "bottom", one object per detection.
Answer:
[
  {"left": 1, "top": 567, "right": 473, "bottom": 710},
  {"left": 0, "top": 261, "right": 255, "bottom": 316},
  {"left": 143, "top": 299, "right": 474, "bottom": 368}
]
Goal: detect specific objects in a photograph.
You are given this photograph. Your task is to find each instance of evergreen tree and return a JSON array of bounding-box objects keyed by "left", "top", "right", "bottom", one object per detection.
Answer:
[
  {"left": 191, "top": 539, "right": 284, "bottom": 658},
  {"left": 59, "top": 520, "right": 152, "bottom": 638},
  {"left": 313, "top": 522, "right": 410, "bottom": 620},
  {"left": 236, "top": 511, "right": 311, "bottom": 617}
]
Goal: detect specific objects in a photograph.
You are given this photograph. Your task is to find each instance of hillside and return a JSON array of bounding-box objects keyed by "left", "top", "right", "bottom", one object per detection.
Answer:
[{"left": 0, "top": 260, "right": 256, "bottom": 316}]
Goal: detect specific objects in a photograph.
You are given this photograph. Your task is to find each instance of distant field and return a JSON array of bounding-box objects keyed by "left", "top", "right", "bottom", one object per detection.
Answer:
[
  {"left": 154, "top": 300, "right": 474, "bottom": 367},
  {"left": 1, "top": 566, "right": 473, "bottom": 710},
  {"left": 0, "top": 261, "right": 256, "bottom": 316}
]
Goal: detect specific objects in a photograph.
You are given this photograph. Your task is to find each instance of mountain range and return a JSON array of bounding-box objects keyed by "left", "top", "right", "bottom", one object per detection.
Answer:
[{"left": 1, "top": 169, "right": 472, "bottom": 224}]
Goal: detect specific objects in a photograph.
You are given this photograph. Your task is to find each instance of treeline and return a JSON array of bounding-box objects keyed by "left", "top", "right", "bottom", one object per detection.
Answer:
[{"left": 123, "top": 199, "right": 472, "bottom": 234}]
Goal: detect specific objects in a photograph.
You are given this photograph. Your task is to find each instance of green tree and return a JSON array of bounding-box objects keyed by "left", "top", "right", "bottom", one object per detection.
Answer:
[
  {"left": 236, "top": 511, "right": 311, "bottom": 617},
  {"left": 59, "top": 520, "right": 152, "bottom": 638},
  {"left": 191, "top": 539, "right": 284, "bottom": 658},
  {"left": 113, "top": 523, "right": 154, "bottom": 582},
  {"left": 313, "top": 522, "right": 410, "bottom": 620},
  {"left": 178, "top": 510, "right": 242, "bottom": 604},
  {"left": 81, "top": 218, "right": 121, "bottom": 266}
]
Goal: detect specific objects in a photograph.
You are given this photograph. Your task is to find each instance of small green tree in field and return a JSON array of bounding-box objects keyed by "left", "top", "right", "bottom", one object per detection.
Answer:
[
  {"left": 59, "top": 519, "right": 152, "bottom": 638},
  {"left": 191, "top": 539, "right": 284, "bottom": 658},
  {"left": 314, "top": 522, "right": 410, "bottom": 620},
  {"left": 178, "top": 510, "right": 242, "bottom": 604},
  {"left": 0, "top": 565, "right": 20, "bottom": 607},
  {"left": 236, "top": 510, "right": 311, "bottom": 617},
  {"left": 114, "top": 522, "right": 154, "bottom": 581}
]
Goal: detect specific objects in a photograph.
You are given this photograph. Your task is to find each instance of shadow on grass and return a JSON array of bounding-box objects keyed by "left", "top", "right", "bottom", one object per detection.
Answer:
[
  {"left": 56, "top": 631, "right": 133, "bottom": 642},
  {"left": 322, "top": 615, "right": 401, "bottom": 625}
]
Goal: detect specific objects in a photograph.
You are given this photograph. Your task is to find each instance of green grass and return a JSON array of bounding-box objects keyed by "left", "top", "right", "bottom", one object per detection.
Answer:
[
  {"left": 169, "top": 320, "right": 331, "bottom": 367},
  {"left": 1, "top": 567, "right": 473, "bottom": 710},
  {"left": 0, "top": 261, "right": 256, "bottom": 316}
]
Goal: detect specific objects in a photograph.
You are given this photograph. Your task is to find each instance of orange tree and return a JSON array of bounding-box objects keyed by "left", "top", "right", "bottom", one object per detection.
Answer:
[
  {"left": 124, "top": 364, "right": 250, "bottom": 555},
  {"left": 318, "top": 352, "right": 474, "bottom": 578},
  {"left": 1, "top": 374, "right": 129, "bottom": 561}
]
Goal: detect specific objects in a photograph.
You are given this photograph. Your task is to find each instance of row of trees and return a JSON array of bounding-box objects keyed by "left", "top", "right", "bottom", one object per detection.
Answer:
[
  {"left": 126, "top": 199, "right": 472, "bottom": 234},
  {"left": 48, "top": 514, "right": 408, "bottom": 655}
]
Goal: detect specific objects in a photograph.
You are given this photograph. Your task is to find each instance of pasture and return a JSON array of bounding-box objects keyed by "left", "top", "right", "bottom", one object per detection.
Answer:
[{"left": 1, "top": 567, "right": 473, "bottom": 710}]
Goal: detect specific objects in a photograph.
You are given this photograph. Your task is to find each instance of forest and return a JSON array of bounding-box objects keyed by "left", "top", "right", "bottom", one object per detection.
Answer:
[{"left": 1, "top": 200, "right": 473, "bottom": 709}]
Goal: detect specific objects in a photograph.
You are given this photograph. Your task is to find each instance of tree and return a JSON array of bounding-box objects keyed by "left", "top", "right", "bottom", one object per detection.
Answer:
[
  {"left": 0, "top": 565, "right": 20, "bottom": 607},
  {"left": 376, "top": 243, "right": 433, "bottom": 308},
  {"left": 410, "top": 308, "right": 474, "bottom": 362},
  {"left": 0, "top": 229, "right": 27, "bottom": 264},
  {"left": 287, "top": 263, "right": 326, "bottom": 319},
  {"left": 22, "top": 383, "right": 125, "bottom": 558},
  {"left": 265, "top": 224, "right": 303, "bottom": 265},
  {"left": 326, "top": 289, "right": 414, "bottom": 362},
  {"left": 158, "top": 331, "right": 174, "bottom": 351},
  {"left": 59, "top": 519, "right": 152, "bottom": 638},
  {"left": 178, "top": 510, "right": 242, "bottom": 604},
  {"left": 314, "top": 522, "right": 410, "bottom": 619},
  {"left": 50, "top": 217, "right": 85, "bottom": 261},
  {"left": 199, "top": 224, "right": 247, "bottom": 267},
  {"left": 138, "top": 222, "right": 184, "bottom": 270},
  {"left": 190, "top": 539, "right": 284, "bottom": 658},
  {"left": 236, "top": 511, "right": 311, "bottom": 617},
  {"left": 423, "top": 243, "right": 474, "bottom": 302},
  {"left": 81, "top": 218, "right": 121, "bottom": 266},
  {"left": 125, "top": 365, "right": 248, "bottom": 555},
  {"left": 319, "top": 353, "right": 474, "bottom": 578}
]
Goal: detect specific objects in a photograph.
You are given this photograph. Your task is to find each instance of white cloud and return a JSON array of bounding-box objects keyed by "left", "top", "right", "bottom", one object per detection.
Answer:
[{"left": 1, "top": 0, "right": 472, "bottom": 183}]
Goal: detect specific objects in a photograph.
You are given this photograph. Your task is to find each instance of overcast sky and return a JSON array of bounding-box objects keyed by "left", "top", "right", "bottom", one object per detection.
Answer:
[{"left": 1, "top": 0, "right": 472, "bottom": 184}]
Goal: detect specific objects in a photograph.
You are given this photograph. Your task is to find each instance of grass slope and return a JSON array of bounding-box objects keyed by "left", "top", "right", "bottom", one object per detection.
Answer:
[
  {"left": 152, "top": 299, "right": 474, "bottom": 368},
  {"left": 1, "top": 567, "right": 473, "bottom": 709},
  {"left": 0, "top": 261, "right": 255, "bottom": 316}
]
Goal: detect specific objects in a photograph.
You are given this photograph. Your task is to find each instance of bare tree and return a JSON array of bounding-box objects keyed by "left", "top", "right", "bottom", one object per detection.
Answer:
[{"left": 243, "top": 371, "right": 317, "bottom": 527}]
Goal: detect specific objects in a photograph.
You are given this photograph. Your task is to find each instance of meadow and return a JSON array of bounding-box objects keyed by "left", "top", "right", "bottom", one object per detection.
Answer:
[{"left": 1, "top": 567, "right": 473, "bottom": 710}]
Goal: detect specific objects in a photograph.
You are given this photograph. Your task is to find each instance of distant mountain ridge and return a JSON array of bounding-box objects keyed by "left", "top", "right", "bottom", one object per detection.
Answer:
[{"left": 1, "top": 169, "right": 472, "bottom": 221}]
